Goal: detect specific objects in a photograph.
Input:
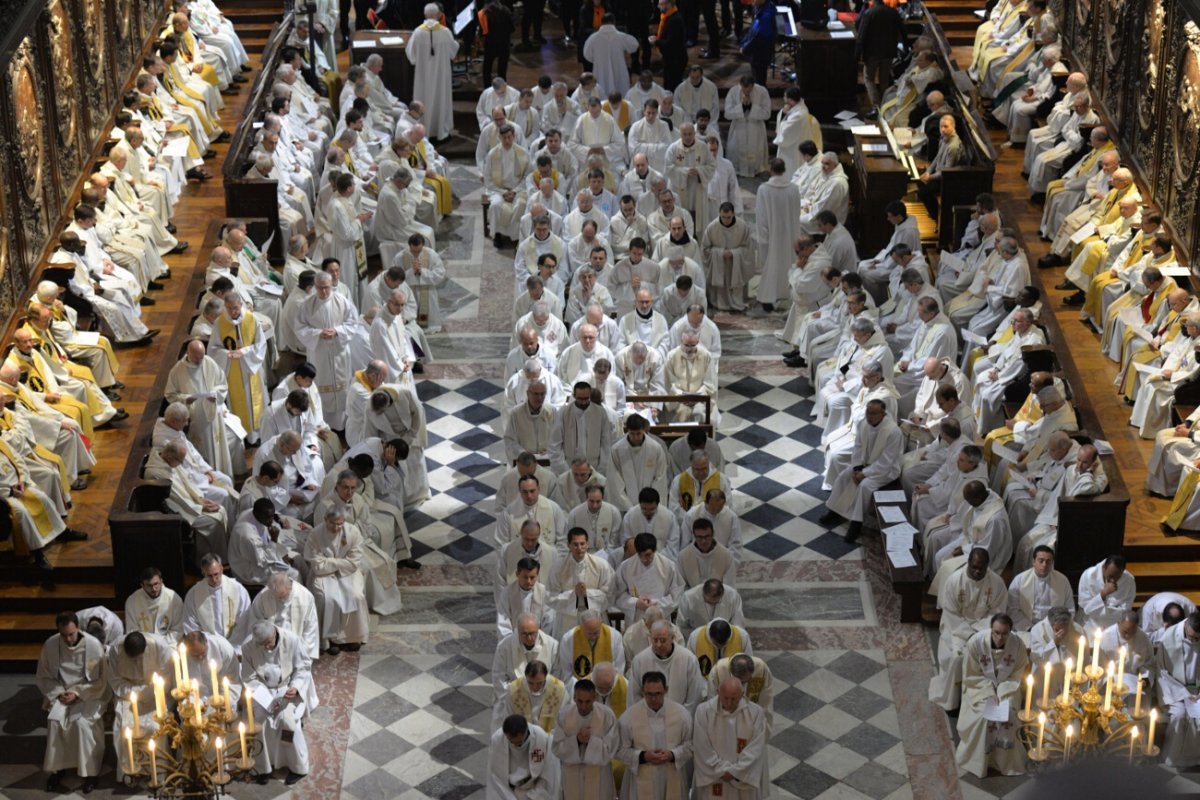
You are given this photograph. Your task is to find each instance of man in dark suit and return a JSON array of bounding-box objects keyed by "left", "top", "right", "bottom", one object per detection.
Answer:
[
  {"left": 479, "top": 0, "right": 515, "bottom": 83},
  {"left": 855, "top": 0, "right": 904, "bottom": 108},
  {"left": 652, "top": 0, "right": 688, "bottom": 91}
]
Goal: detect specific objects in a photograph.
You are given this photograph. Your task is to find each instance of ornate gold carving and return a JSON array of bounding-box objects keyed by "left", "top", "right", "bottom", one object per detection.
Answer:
[
  {"left": 8, "top": 38, "right": 45, "bottom": 206},
  {"left": 47, "top": 0, "right": 79, "bottom": 153},
  {"left": 85, "top": 0, "right": 107, "bottom": 78},
  {"left": 1171, "top": 22, "right": 1200, "bottom": 183},
  {"left": 1138, "top": 0, "right": 1166, "bottom": 130}
]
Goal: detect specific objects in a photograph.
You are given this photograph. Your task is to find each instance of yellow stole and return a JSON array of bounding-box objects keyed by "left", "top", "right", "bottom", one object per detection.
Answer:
[
  {"left": 45, "top": 305, "right": 119, "bottom": 375},
  {"left": 354, "top": 370, "right": 373, "bottom": 394},
  {"left": 603, "top": 100, "right": 631, "bottom": 130},
  {"left": 693, "top": 626, "right": 744, "bottom": 677},
  {"left": 0, "top": 411, "right": 68, "bottom": 493},
  {"left": 216, "top": 313, "right": 263, "bottom": 433},
  {"left": 571, "top": 625, "right": 614, "bottom": 679},
  {"left": 677, "top": 470, "right": 722, "bottom": 513},
  {"left": 490, "top": 146, "right": 530, "bottom": 192},
  {"left": 0, "top": 439, "right": 56, "bottom": 540},
  {"left": 520, "top": 235, "right": 565, "bottom": 276},
  {"left": 23, "top": 324, "right": 96, "bottom": 386},
  {"left": 12, "top": 353, "right": 94, "bottom": 421},
  {"left": 509, "top": 676, "right": 565, "bottom": 731},
  {"left": 1165, "top": 468, "right": 1200, "bottom": 530}
]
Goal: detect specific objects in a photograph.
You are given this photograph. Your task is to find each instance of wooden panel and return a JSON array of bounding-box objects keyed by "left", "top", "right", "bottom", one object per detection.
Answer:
[{"left": 1160, "top": 16, "right": 1200, "bottom": 260}]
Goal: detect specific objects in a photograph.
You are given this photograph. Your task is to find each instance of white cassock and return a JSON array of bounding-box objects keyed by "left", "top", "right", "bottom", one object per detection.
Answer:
[
  {"left": 363, "top": 383, "right": 430, "bottom": 508},
  {"left": 1028, "top": 619, "right": 1087, "bottom": 667},
  {"left": 374, "top": 182, "right": 434, "bottom": 266},
  {"left": 106, "top": 634, "right": 173, "bottom": 778},
  {"left": 228, "top": 511, "right": 299, "bottom": 585},
  {"left": 151, "top": 420, "right": 239, "bottom": 522},
  {"left": 723, "top": 85, "right": 771, "bottom": 177},
  {"left": 692, "top": 695, "right": 768, "bottom": 800},
  {"left": 249, "top": 584, "right": 322, "bottom": 660},
  {"left": 928, "top": 566, "right": 1008, "bottom": 710},
  {"left": 1006, "top": 568, "right": 1074, "bottom": 632},
  {"left": 296, "top": 292, "right": 356, "bottom": 429},
  {"left": 928, "top": 493, "right": 1013, "bottom": 590},
  {"left": 406, "top": 20, "right": 459, "bottom": 140},
  {"left": 955, "top": 628, "right": 1029, "bottom": 778},
  {"left": 402, "top": 247, "right": 448, "bottom": 333},
  {"left": 572, "top": 111, "right": 627, "bottom": 169},
  {"left": 36, "top": 632, "right": 108, "bottom": 778},
  {"left": 492, "top": 630, "right": 560, "bottom": 702},
  {"left": 627, "top": 118, "right": 675, "bottom": 174},
  {"left": 628, "top": 647, "right": 708, "bottom": 713},
  {"left": 614, "top": 553, "right": 685, "bottom": 623},
  {"left": 143, "top": 451, "right": 228, "bottom": 559},
  {"left": 547, "top": 553, "right": 615, "bottom": 636},
  {"left": 1099, "top": 624, "right": 1153, "bottom": 688},
  {"left": 327, "top": 195, "right": 367, "bottom": 300},
  {"left": 664, "top": 139, "right": 716, "bottom": 230},
  {"left": 183, "top": 577, "right": 251, "bottom": 645},
  {"left": 607, "top": 437, "right": 670, "bottom": 512},
  {"left": 76, "top": 606, "right": 123, "bottom": 646},
  {"left": 1076, "top": 561, "right": 1137, "bottom": 629},
  {"left": 312, "top": 495, "right": 406, "bottom": 615},
  {"left": 486, "top": 144, "right": 532, "bottom": 240},
  {"left": 754, "top": 176, "right": 802, "bottom": 305},
  {"left": 125, "top": 587, "right": 185, "bottom": 645},
  {"left": 240, "top": 627, "right": 316, "bottom": 776},
  {"left": 1157, "top": 621, "right": 1200, "bottom": 767},
  {"left": 826, "top": 416, "right": 903, "bottom": 523},
  {"left": 549, "top": 403, "right": 613, "bottom": 476},
  {"left": 583, "top": 24, "right": 639, "bottom": 95},
  {"left": 164, "top": 355, "right": 245, "bottom": 477},
  {"left": 618, "top": 699, "right": 693, "bottom": 800},
  {"left": 488, "top": 723, "right": 561, "bottom": 800},
  {"left": 553, "top": 701, "right": 620, "bottom": 800},
  {"left": 702, "top": 216, "right": 755, "bottom": 312},
  {"left": 303, "top": 518, "right": 371, "bottom": 646},
  {"left": 773, "top": 102, "right": 819, "bottom": 176}
]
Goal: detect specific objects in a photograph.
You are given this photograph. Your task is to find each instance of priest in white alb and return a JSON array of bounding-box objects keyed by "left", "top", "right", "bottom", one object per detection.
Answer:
[
  {"left": 124, "top": 567, "right": 184, "bottom": 645},
  {"left": 165, "top": 339, "right": 245, "bottom": 478},
  {"left": 1156, "top": 613, "right": 1200, "bottom": 767},
  {"left": 692, "top": 676, "right": 768, "bottom": 799},
  {"left": 955, "top": 613, "right": 1028, "bottom": 778},
  {"left": 929, "top": 550, "right": 1009, "bottom": 710},
  {"left": 553, "top": 678, "right": 620, "bottom": 800},
  {"left": 183, "top": 553, "right": 252, "bottom": 646},
  {"left": 240, "top": 620, "right": 316, "bottom": 785},
  {"left": 37, "top": 612, "right": 109, "bottom": 794}
]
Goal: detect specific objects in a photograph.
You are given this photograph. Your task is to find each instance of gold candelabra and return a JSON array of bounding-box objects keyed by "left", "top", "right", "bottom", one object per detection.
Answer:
[
  {"left": 121, "top": 645, "right": 264, "bottom": 798},
  {"left": 1017, "top": 637, "right": 1159, "bottom": 768}
]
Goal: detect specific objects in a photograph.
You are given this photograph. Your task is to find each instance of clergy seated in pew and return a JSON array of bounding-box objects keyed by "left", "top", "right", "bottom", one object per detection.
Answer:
[
  {"left": 1076, "top": 555, "right": 1136, "bottom": 630},
  {"left": 1155, "top": 612, "right": 1200, "bottom": 767},
  {"left": 183, "top": 553, "right": 251, "bottom": 645},
  {"left": 1026, "top": 605, "right": 1087, "bottom": 671},
  {"left": 819, "top": 398, "right": 904, "bottom": 544},
  {"left": 954, "top": 613, "right": 1028, "bottom": 779},
  {"left": 924, "top": 481, "right": 1012, "bottom": 594},
  {"left": 557, "top": 610, "right": 626, "bottom": 691},
  {"left": 249, "top": 571, "right": 321, "bottom": 660},
  {"left": 547, "top": 526, "right": 615, "bottom": 638},
  {"left": 1010, "top": 443, "right": 1107, "bottom": 568},
  {"left": 37, "top": 612, "right": 108, "bottom": 794},
  {"left": 1006, "top": 545, "right": 1074, "bottom": 636},
  {"left": 929, "top": 549, "right": 1008, "bottom": 711},
  {"left": 125, "top": 567, "right": 185, "bottom": 646},
  {"left": 1140, "top": 593, "right": 1196, "bottom": 644}
]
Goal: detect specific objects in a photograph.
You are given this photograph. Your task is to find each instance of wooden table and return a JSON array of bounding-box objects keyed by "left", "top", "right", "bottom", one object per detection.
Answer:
[
  {"left": 797, "top": 28, "right": 858, "bottom": 118},
  {"left": 850, "top": 132, "right": 911, "bottom": 256},
  {"left": 350, "top": 30, "right": 415, "bottom": 103}
]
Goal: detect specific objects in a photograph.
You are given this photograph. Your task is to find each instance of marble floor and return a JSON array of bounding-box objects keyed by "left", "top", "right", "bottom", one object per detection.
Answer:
[{"left": 4, "top": 169, "right": 1200, "bottom": 800}]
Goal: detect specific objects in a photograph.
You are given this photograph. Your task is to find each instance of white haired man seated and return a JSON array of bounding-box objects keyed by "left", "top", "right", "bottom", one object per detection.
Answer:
[{"left": 240, "top": 619, "right": 317, "bottom": 785}]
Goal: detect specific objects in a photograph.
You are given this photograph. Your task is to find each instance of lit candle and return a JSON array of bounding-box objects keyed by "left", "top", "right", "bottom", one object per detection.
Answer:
[
  {"left": 130, "top": 689, "right": 140, "bottom": 738},
  {"left": 1091, "top": 630, "right": 1102, "bottom": 671},
  {"left": 1130, "top": 726, "right": 1139, "bottom": 764},
  {"left": 1148, "top": 708, "right": 1158, "bottom": 755},
  {"left": 215, "top": 736, "right": 224, "bottom": 781},
  {"left": 178, "top": 642, "right": 190, "bottom": 684},
  {"left": 209, "top": 659, "right": 220, "bottom": 704},
  {"left": 1076, "top": 635, "right": 1086, "bottom": 678},
  {"left": 1134, "top": 672, "right": 1145, "bottom": 716},
  {"left": 1064, "top": 724, "right": 1074, "bottom": 762},
  {"left": 1117, "top": 645, "right": 1127, "bottom": 686},
  {"left": 1025, "top": 673, "right": 1035, "bottom": 716},
  {"left": 153, "top": 674, "right": 165, "bottom": 719},
  {"left": 1062, "top": 658, "right": 1073, "bottom": 703},
  {"left": 1036, "top": 711, "right": 1046, "bottom": 753},
  {"left": 1104, "top": 661, "right": 1115, "bottom": 711},
  {"left": 238, "top": 721, "right": 248, "bottom": 768},
  {"left": 172, "top": 651, "right": 181, "bottom": 687},
  {"left": 148, "top": 738, "right": 157, "bottom": 785},
  {"left": 193, "top": 688, "right": 203, "bottom": 726},
  {"left": 244, "top": 687, "right": 254, "bottom": 731},
  {"left": 1040, "top": 663, "right": 1051, "bottom": 708},
  {"left": 223, "top": 677, "right": 232, "bottom": 718},
  {"left": 125, "top": 726, "right": 134, "bottom": 773}
]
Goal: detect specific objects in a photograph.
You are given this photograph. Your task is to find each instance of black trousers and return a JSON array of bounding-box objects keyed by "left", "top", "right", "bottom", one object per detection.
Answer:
[
  {"left": 339, "top": 0, "right": 373, "bottom": 37},
  {"left": 701, "top": 0, "right": 720, "bottom": 49},
  {"left": 483, "top": 46, "right": 510, "bottom": 83},
  {"left": 918, "top": 178, "right": 940, "bottom": 217},
  {"left": 720, "top": 0, "right": 744, "bottom": 36},
  {"left": 522, "top": 0, "right": 546, "bottom": 41},
  {"left": 681, "top": 0, "right": 700, "bottom": 40},
  {"left": 751, "top": 58, "right": 768, "bottom": 86},
  {"left": 560, "top": 0, "right": 580, "bottom": 37},
  {"left": 624, "top": 1, "right": 653, "bottom": 71}
]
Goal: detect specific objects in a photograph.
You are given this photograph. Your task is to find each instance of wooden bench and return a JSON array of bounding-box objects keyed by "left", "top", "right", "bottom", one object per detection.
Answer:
[
  {"left": 624, "top": 394, "right": 715, "bottom": 443},
  {"left": 871, "top": 482, "right": 926, "bottom": 624},
  {"left": 220, "top": 14, "right": 295, "bottom": 266}
]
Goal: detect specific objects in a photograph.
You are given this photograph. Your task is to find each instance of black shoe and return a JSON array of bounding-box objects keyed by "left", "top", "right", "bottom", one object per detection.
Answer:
[
  {"left": 104, "top": 389, "right": 121, "bottom": 401},
  {"left": 700, "top": 48, "right": 719, "bottom": 59},
  {"left": 71, "top": 478, "right": 88, "bottom": 491},
  {"left": 761, "top": 303, "right": 775, "bottom": 313},
  {"left": 1054, "top": 280, "right": 1074, "bottom": 290},
  {"left": 398, "top": 558, "right": 422, "bottom": 570},
  {"left": 147, "top": 281, "right": 165, "bottom": 290},
  {"left": 203, "top": 149, "right": 217, "bottom": 159},
  {"left": 326, "top": 643, "right": 341, "bottom": 655},
  {"left": 1037, "top": 253, "right": 1065, "bottom": 268},
  {"left": 220, "top": 87, "right": 239, "bottom": 96},
  {"left": 843, "top": 521, "right": 862, "bottom": 544},
  {"left": 411, "top": 362, "right": 425, "bottom": 374},
  {"left": 111, "top": 409, "right": 130, "bottom": 422},
  {"left": 215, "top": 131, "right": 231, "bottom": 143},
  {"left": 232, "top": 74, "right": 249, "bottom": 83},
  {"left": 140, "top": 296, "right": 156, "bottom": 306},
  {"left": 59, "top": 529, "right": 88, "bottom": 543},
  {"left": 168, "top": 241, "right": 190, "bottom": 254},
  {"left": 81, "top": 778, "right": 97, "bottom": 794},
  {"left": 1029, "top": 192, "right": 1046, "bottom": 205},
  {"left": 46, "top": 771, "right": 64, "bottom": 792},
  {"left": 241, "top": 64, "right": 253, "bottom": 72},
  {"left": 343, "top": 642, "right": 362, "bottom": 652},
  {"left": 863, "top": 109, "right": 879, "bottom": 120},
  {"left": 781, "top": 348, "right": 799, "bottom": 359},
  {"left": 256, "top": 774, "right": 271, "bottom": 785},
  {"left": 784, "top": 356, "right": 807, "bottom": 368},
  {"left": 285, "top": 772, "right": 306, "bottom": 786},
  {"left": 818, "top": 510, "right": 843, "bottom": 526},
  {"left": 111, "top": 381, "right": 126, "bottom": 390},
  {"left": 186, "top": 168, "right": 211, "bottom": 181},
  {"left": 1063, "top": 291, "right": 1086, "bottom": 306},
  {"left": 165, "top": 223, "right": 177, "bottom": 234}
]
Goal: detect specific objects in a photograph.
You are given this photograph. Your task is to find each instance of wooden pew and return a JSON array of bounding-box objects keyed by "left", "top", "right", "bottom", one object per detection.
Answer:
[
  {"left": 625, "top": 394, "right": 715, "bottom": 444},
  {"left": 220, "top": 14, "right": 295, "bottom": 266},
  {"left": 872, "top": 487, "right": 926, "bottom": 624}
]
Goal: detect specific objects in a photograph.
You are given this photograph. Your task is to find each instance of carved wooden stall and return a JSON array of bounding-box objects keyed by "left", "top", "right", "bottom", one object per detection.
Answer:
[
  {"left": 0, "top": 0, "right": 171, "bottom": 331},
  {"left": 1047, "top": 0, "right": 1200, "bottom": 265}
]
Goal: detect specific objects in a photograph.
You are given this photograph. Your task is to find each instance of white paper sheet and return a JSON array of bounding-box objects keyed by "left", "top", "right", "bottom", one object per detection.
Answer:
[
  {"left": 1186, "top": 697, "right": 1200, "bottom": 720},
  {"left": 851, "top": 124, "right": 882, "bottom": 135},
  {"left": 223, "top": 411, "right": 247, "bottom": 440},
  {"left": 1162, "top": 266, "right": 1193, "bottom": 278},
  {"left": 994, "top": 445, "right": 1022, "bottom": 464},
  {"left": 982, "top": 698, "right": 1010, "bottom": 722},
  {"left": 1093, "top": 439, "right": 1114, "bottom": 456},
  {"left": 351, "top": 39, "right": 373, "bottom": 48},
  {"left": 835, "top": 110, "right": 859, "bottom": 121},
  {"left": 938, "top": 251, "right": 965, "bottom": 275},
  {"left": 1132, "top": 361, "right": 1163, "bottom": 376},
  {"left": 378, "top": 35, "right": 405, "bottom": 45},
  {"left": 161, "top": 136, "right": 191, "bottom": 158},
  {"left": 874, "top": 489, "right": 907, "bottom": 504},
  {"left": 879, "top": 505, "right": 907, "bottom": 523},
  {"left": 829, "top": 30, "right": 854, "bottom": 38},
  {"left": 839, "top": 118, "right": 866, "bottom": 129},
  {"left": 961, "top": 329, "right": 988, "bottom": 347},
  {"left": 71, "top": 331, "right": 101, "bottom": 346},
  {"left": 887, "top": 550, "right": 917, "bottom": 568},
  {"left": 1069, "top": 221, "right": 1097, "bottom": 246}
]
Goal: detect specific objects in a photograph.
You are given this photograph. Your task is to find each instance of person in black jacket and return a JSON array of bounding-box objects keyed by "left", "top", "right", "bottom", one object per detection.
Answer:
[
  {"left": 855, "top": 0, "right": 904, "bottom": 108},
  {"left": 480, "top": 0, "right": 516, "bottom": 84},
  {"left": 623, "top": 0, "right": 655, "bottom": 71},
  {"left": 651, "top": 0, "right": 688, "bottom": 91}
]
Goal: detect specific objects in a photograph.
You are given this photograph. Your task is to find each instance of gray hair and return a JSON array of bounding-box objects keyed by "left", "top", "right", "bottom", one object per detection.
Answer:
[
  {"left": 164, "top": 402, "right": 190, "bottom": 425},
  {"left": 251, "top": 620, "right": 276, "bottom": 644},
  {"left": 850, "top": 318, "right": 876, "bottom": 336}
]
